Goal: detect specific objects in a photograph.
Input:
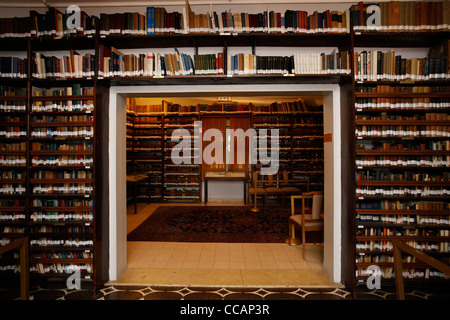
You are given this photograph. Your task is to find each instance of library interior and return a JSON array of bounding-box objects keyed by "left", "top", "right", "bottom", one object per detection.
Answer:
[{"left": 0, "top": 0, "right": 449, "bottom": 301}]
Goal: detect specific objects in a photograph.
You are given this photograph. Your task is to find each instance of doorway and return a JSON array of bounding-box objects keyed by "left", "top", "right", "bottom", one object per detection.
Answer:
[{"left": 108, "top": 84, "right": 342, "bottom": 286}]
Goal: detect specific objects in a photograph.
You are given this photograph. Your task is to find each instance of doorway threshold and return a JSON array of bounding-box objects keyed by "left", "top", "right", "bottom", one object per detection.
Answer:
[{"left": 107, "top": 267, "right": 343, "bottom": 288}]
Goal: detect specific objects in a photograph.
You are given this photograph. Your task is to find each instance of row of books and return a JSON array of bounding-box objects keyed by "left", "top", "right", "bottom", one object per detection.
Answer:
[
  {"left": 30, "top": 127, "right": 94, "bottom": 138},
  {"left": 96, "top": 7, "right": 352, "bottom": 36},
  {"left": 0, "top": 6, "right": 343, "bottom": 38},
  {"left": 31, "top": 115, "right": 94, "bottom": 123},
  {"left": 354, "top": 50, "right": 449, "bottom": 82},
  {"left": 0, "top": 172, "right": 24, "bottom": 180},
  {"left": 3, "top": 50, "right": 449, "bottom": 81},
  {"left": 128, "top": 102, "right": 320, "bottom": 115},
  {"left": 355, "top": 156, "right": 450, "bottom": 167},
  {"left": 0, "top": 57, "right": 28, "bottom": 79},
  {"left": 99, "top": 47, "right": 223, "bottom": 77},
  {"left": 360, "top": 200, "right": 449, "bottom": 210},
  {"left": 356, "top": 85, "right": 449, "bottom": 93},
  {"left": 0, "top": 129, "right": 27, "bottom": 138},
  {"left": 99, "top": 47, "right": 351, "bottom": 78},
  {"left": 30, "top": 225, "right": 93, "bottom": 234},
  {"left": 31, "top": 155, "right": 93, "bottom": 167},
  {"left": 31, "top": 252, "right": 93, "bottom": 259},
  {"left": 351, "top": 1, "right": 450, "bottom": 32},
  {"left": 357, "top": 227, "right": 449, "bottom": 237},
  {"left": 356, "top": 241, "right": 450, "bottom": 253},
  {"left": 32, "top": 184, "right": 93, "bottom": 194},
  {"left": 0, "top": 86, "right": 26, "bottom": 97},
  {"left": 31, "top": 142, "right": 93, "bottom": 151},
  {"left": 187, "top": 8, "right": 350, "bottom": 34},
  {"left": 228, "top": 51, "right": 350, "bottom": 75},
  {"left": 356, "top": 188, "right": 450, "bottom": 199},
  {"left": 0, "top": 213, "right": 25, "bottom": 221},
  {"left": 32, "top": 85, "right": 94, "bottom": 97},
  {"left": 356, "top": 171, "right": 448, "bottom": 182},
  {"left": 0, "top": 185, "right": 26, "bottom": 194},
  {"left": 0, "top": 8, "right": 97, "bottom": 39},
  {"left": 2, "top": 1, "right": 450, "bottom": 39},
  {"left": 32, "top": 198, "right": 93, "bottom": 207},
  {"left": 30, "top": 238, "right": 93, "bottom": 248},
  {"left": 355, "top": 99, "right": 450, "bottom": 110},
  {"left": 31, "top": 170, "right": 92, "bottom": 179},
  {"left": 32, "top": 102, "right": 94, "bottom": 113},
  {"left": 30, "top": 212, "right": 93, "bottom": 222},
  {"left": 355, "top": 126, "right": 450, "bottom": 138},
  {"left": 32, "top": 52, "right": 95, "bottom": 79},
  {"left": 357, "top": 214, "right": 450, "bottom": 225},
  {"left": 0, "top": 155, "right": 26, "bottom": 166},
  {"left": 358, "top": 142, "right": 449, "bottom": 151},
  {"left": 356, "top": 255, "right": 409, "bottom": 264},
  {"left": 356, "top": 113, "right": 450, "bottom": 120}
]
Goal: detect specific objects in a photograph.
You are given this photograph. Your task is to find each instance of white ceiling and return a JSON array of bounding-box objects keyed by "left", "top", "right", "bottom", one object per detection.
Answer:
[{"left": 0, "top": 0, "right": 364, "bottom": 8}]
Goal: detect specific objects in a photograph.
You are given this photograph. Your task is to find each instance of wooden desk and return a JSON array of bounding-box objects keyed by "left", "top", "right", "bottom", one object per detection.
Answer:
[
  {"left": 204, "top": 172, "right": 248, "bottom": 205},
  {"left": 126, "top": 174, "right": 149, "bottom": 214}
]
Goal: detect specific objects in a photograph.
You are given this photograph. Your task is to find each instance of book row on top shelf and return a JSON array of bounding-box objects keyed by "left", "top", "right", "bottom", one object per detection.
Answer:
[
  {"left": 0, "top": 3, "right": 352, "bottom": 39},
  {"left": 1, "top": 1, "right": 450, "bottom": 40},
  {"left": 351, "top": 1, "right": 450, "bottom": 33}
]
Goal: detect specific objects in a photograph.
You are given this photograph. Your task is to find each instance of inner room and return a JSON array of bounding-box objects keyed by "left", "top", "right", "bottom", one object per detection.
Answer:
[{"left": 109, "top": 86, "right": 342, "bottom": 287}]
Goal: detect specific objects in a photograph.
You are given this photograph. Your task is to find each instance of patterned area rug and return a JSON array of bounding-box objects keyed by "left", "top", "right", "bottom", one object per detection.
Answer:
[{"left": 127, "top": 206, "right": 291, "bottom": 243}]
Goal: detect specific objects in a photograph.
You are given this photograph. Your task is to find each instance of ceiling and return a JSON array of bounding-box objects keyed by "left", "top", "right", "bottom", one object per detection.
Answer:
[{"left": 0, "top": 0, "right": 362, "bottom": 8}]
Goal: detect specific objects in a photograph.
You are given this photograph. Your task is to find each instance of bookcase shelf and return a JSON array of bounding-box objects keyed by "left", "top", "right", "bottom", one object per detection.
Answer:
[
  {"left": 0, "top": 0, "right": 448, "bottom": 296},
  {"left": 354, "top": 76, "right": 450, "bottom": 287}
]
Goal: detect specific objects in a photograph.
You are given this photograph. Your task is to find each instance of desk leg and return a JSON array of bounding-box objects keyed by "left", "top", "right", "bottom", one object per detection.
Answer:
[{"left": 204, "top": 180, "right": 208, "bottom": 205}]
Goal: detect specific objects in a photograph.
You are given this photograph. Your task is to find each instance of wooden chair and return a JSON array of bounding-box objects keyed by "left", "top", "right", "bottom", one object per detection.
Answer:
[
  {"left": 288, "top": 191, "right": 324, "bottom": 259},
  {"left": 248, "top": 171, "right": 267, "bottom": 209},
  {"left": 281, "top": 170, "right": 308, "bottom": 207},
  {"left": 264, "top": 173, "right": 284, "bottom": 208}
]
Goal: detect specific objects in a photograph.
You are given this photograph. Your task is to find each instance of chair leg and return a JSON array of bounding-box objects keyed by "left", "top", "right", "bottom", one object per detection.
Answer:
[
  {"left": 302, "top": 229, "right": 306, "bottom": 259},
  {"left": 288, "top": 221, "right": 292, "bottom": 244}
]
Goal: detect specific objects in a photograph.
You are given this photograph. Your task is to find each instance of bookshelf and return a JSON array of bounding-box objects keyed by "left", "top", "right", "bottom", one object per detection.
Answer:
[
  {"left": 28, "top": 82, "right": 97, "bottom": 282},
  {"left": 0, "top": 36, "right": 29, "bottom": 281},
  {"left": 354, "top": 82, "right": 450, "bottom": 285},
  {"left": 163, "top": 112, "right": 202, "bottom": 203},
  {"left": 0, "top": 0, "right": 448, "bottom": 297},
  {"left": 0, "top": 29, "right": 107, "bottom": 293}
]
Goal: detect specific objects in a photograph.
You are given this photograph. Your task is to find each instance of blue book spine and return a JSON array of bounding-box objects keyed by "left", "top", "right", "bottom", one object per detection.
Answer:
[
  {"left": 222, "top": 12, "right": 227, "bottom": 29},
  {"left": 13, "top": 57, "right": 18, "bottom": 77},
  {"left": 213, "top": 12, "right": 219, "bottom": 32},
  {"left": 147, "top": 7, "right": 155, "bottom": 35}
]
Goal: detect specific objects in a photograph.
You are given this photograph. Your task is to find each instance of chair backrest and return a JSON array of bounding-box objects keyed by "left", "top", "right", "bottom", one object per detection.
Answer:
[
  {"left": 282, "top": 170, "right": 289, "bottom": 186},
  {"left": 302, "top": 191, "right": 324, "bottom": 220},
  {"left": 268, "top": 174, "right": 275, "bottom": 186},
  {"left": 311, "top": 192, "right": 324, "bottom": 220},
  {"left": 252, "top": 171, "right": 259, "bottom": 187}
]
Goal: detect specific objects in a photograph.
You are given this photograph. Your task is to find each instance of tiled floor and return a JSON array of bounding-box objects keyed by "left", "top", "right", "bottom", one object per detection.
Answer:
[
  {"left": 117, "top": 202, "right": 337, "bottom": 288},
  {"left": 3, "top": 202, "right": 448, "bottom": 301}
]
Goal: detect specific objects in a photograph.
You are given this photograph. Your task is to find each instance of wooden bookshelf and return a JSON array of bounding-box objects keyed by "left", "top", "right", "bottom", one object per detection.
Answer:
[
  {"left": 163, "top": 113, "right": 201, "bottom": 203},
  {"left": 0, "top": 0, "right": 449, "bottom": 299},
  {"left": 354, "top": 80, "right": 450, "bottom": 288},
  {"left": 27, "top": 83, "right": 96, "bottom": 285}
]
